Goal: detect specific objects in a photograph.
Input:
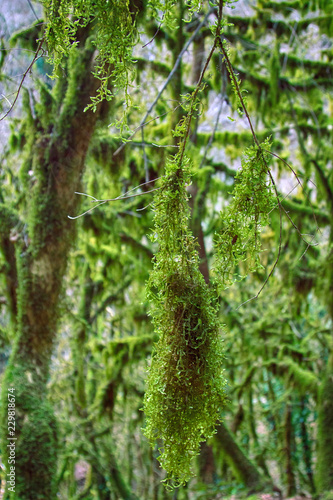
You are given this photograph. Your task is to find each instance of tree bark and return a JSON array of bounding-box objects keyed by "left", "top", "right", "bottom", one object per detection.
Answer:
[
  {"left": 300, "top": 397, "right": 316, "bottom": 493},
  {"left": 0, "top": 36, "right": 103, "bottom": 499},
  {"left": 198, "top": 441, "right": 216, "bottom": 484},
  {"left": 316, "top": 220, "right": 333, "bottom": 493},
  {"left": 0, "top": 205, "right": 19, "bottom": 326},
  {"left": 316, "top": 352, "right": 333, "bottom": 494}
]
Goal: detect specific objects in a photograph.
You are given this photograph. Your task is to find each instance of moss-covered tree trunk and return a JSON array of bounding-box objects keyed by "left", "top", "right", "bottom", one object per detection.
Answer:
[
  {"left": 284, "top": 402, "right": 296, "bottom": 497},
  {"left": 0, "top": 206, "right": 18, "bottom": 327},
  {"left": 215, "top": 422, "right": 265, "bottom": 492},
  {"left": 0, "top": 38, "right": 103, "bottom": 499},
  {"left": 315, "top": 188, "right": 333, "bottom": 495}
]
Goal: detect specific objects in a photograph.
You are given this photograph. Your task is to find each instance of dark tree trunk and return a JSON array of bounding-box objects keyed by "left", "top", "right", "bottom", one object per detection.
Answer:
[
  {"left": 300, "top": 398, "right": 316, "bottom": 493},
  {"left": 198, "top": 441, "right": 216, "bottom": 484}
]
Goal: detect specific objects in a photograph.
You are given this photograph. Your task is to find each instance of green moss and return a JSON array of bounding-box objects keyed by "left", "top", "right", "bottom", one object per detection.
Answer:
[
  {"left": 57, "top": 43, "right": 94, "bottom": 137},
  {"left": 0, "top": 205, "right": 19, "bottom": 235},
  {"left": 265, "top": 358, "right": 319, "bottom": 397},
  {"left": 35, "top": 81, "right": 55, "bottom": 130},
  {"left": 43, "top": 0, "right": 139, "bottom": 121},
  {"left": 93, "top": 335, "right": 156, "bottom": 417},
  {"left": 269, "top": 41, "right": 280, "bottom": 109},
  {"left": 14, "top": 405, "right": 57, "bottom": 499},
  {"left": 90, "top": 134, "right": 121, "bottom": 169},
  {"left": 1, "top": 363, "right": 58, "bottom": 499},
  {"left": 9, "top": 20, "right": 43, "bottom": 51}
]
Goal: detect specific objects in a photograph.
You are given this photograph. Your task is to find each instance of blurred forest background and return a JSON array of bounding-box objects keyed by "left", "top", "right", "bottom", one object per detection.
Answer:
[{"left": 0, "top": 0, "right": 332, "bottom": 499}]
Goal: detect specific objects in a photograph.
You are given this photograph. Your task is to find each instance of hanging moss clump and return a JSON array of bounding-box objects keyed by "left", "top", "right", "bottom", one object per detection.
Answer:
[
  {"left": 214, "top": 138, "right": 276, "bottom": 288},
  {"left": 143, "top": 156, "right": 226, "bottom": 487},
  {"left": 42, "top": 0, "right": 138, "bottom": 122}
]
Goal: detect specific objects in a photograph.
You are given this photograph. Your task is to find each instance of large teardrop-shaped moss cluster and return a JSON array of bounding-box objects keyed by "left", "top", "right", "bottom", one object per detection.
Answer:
[{"left": 143, "top": 158, "right": 226, "bottom": 486}]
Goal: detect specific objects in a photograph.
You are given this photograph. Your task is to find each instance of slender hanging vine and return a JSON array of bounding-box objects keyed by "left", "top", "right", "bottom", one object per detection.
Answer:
[
  {"left": 212, "top": 39, "right": 279, "bottom": 292},
  {"left": 213, "top": 138, "right": 276, "bottom": 289}
]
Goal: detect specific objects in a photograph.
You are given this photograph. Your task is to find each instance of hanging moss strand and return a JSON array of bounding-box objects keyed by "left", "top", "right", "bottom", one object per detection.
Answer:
[{"left": 143, "top": 154, "right": 226, "bottom": 486}]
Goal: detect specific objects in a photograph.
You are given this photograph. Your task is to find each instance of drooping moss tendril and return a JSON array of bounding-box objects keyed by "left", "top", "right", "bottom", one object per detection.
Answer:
[{"left": 143, "top": 157, "right": 227, "bottom": 486}]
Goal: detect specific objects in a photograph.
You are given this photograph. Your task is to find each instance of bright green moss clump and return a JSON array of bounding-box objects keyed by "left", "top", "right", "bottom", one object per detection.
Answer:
[
  {"left": 144, "top": 159, "right": 226, "bottom": 486},
  {"left": 214, "top": 139, "right": 275, "bottom": 288}
]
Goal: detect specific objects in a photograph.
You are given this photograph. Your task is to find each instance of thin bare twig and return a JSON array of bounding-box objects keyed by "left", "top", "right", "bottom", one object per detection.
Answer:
[
  {"left": 136, "top": 202, "right": 153, "bottom": 212},
  {"left": 218, "top": 36, "right": 321, "bottom": 307},
  {"left": 268, "top": 183, "right": 299, "bottom": 214},
  {"left": 1, "top": 94, "right": 12, "bottom": 108},
  {"left": 199, "top": 64, "right": 226, "bottom": 169},
  {"left": 282, "top": 206, "right": 319, "bottom": 247},
  {"left": 177, "top": 1, "right": 223, "bottom": 167},
  {"left": 68, "top": 188, "right": 161, "bottom": 219},
  {"left": 68, "top": 200, "right": 109, "bottom": 219},
  {"left": 0, "top": 36, "right": 45, "bottom": 121},
  {"left": 26, "top": 0, "right": 40, "bottom": 21},
  {"left": 113, "top": 105, "right": 181, "bottom": 156},
  {"left": 218, "top": 39, "right": 259, "bottom": 146},
  {"left": 298, "top": 233, "right": 318, "bottom": 260},
  {"left": 218, "top": 36, "right": 285, "bottom": 306}
]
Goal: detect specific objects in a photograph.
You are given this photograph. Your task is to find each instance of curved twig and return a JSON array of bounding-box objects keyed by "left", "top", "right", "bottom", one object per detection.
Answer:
[{"left": 142, "top": 14, "right": 164, "bottom": 48}]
